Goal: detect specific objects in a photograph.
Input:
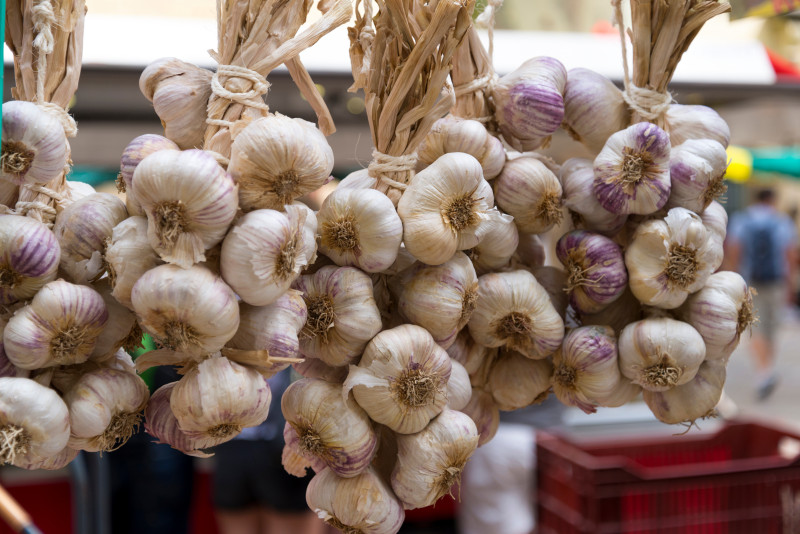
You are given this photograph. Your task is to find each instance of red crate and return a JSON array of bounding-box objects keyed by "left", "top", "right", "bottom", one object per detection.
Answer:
[{"left": 536, "top": 420, "right": 800, "bottom": 534}]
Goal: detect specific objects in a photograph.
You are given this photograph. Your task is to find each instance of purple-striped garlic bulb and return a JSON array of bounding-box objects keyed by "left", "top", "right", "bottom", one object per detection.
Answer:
[
  {"left": 556, "top": 230, "right": 628, "bottom": 314},
  {"left": 664, "top": 104, "right": 730, "bottom": 148},
  {"left": 417, "top": 116, "right": 506, "bottom": 180},
  {"left": 643, "top": 360, "right": 725, "bottom": 425},
  {"left": 560, "top": 158, "right": 627, "bottom": 235},
  {"left": 1, "top": 101, "right": 68, "bottom": 186},
  {"left": 0, "top": 215, "right": 60, "bottom": 305},
  {"left": 488, "top": 350, "right": 552, "bottom": 411},
  {"left": 118, "top": 134, "right": 179, "bottom": 215},
  {"left": 494, "top": 156, "right": 563, "bottom": 235},
  {"left": 593, "top": 122, "right": 671, "bottom": 215},
  {"left": 666, "top": 139, "right": 729, "bottom": 213},
  {"left": 144, "top": 382, "right": 211, "bottom": 457},
  {"left": 562, "top": 68, "right": 630, "bottom": 154}
]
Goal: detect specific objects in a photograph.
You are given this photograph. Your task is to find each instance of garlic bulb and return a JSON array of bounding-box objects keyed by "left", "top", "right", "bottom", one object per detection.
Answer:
[
  {"left": 468, "top": 270, "right": 564, "bottom": 359},
  {"left": 562, "top": 68, "right": 630, "bottom": 154},
  {"left": 681, "top": 271, "right": 755, "bottom": 361},
  {"left": 494, "top": 156, "right": 563, "bottom": 234},
  {"left": 488, "top": 350, "right": 552, "bottom": 411},
  {"left": 643, "top": 360, "right": 725, "bottom": 425},
  {"left": 619, "top": 318, "right": 705, "bottom": 392},
  {"left": 552, "top": 326, "right": 622, "bottom": 414},
  {"left": 54, "top": 193, "right": 128, "bottom": 284},
  {"left": 398, "top": 252, "right": 478, "bottom": 349},
  {"left": 1, "top": 100, "right": 68, "bottom": 185},
  {"left": 228, "top": 114, "right": 334, "bottom": 211},
  {"left": 594, "top": 122, "right": 672, "bottom": 215},
  {"left": 398, "top": 153, "right": 494, "bottom": 266},
  {"left": 91, "top": 279, "right": 138, "bottom": 361},
  {"left": 66, "top": 180, "right": 96, "bottom": 202},
  {"left": 144, "top": 382, "right": 210, "bottom": 457},
  {"left": 306, "top": 467, "right": 405, "bottom": 534},
  {"left": 105, "top": 216, "right": 162, "bottom": 309},
  {"left": 466, "top": 210, "right": 518, "bottom": 274},
  {"left": 626, "top": 207, "right": 722, "bottom": 309},
  {"left": 0, "top": 215, "right": 60, "bottom": 305},
  {"left": 580, "top": 287, "right": 642, "bottom": 334},
  {"left": 664, "top": 104, "right": 730, "bottom": 148},
  {"left": 493, "top": 56, "right": 567, "bottom": 151},
  {"left": 515, "top": 232, "right": 546, "bottom": 268},
  {"left": 337, "top": 168, "right": 376, "bottom": 191},
  {"left": 447, "top": 360, "right": 472, "bottom": 411},
  {"left": 118, "top": 134, "right": 180, "bottom": 215},
  {"left": 1, "top": 317, "right": 27, "bottom": 378},
  {"left": 446, "top": 329, "right": 497, "bottom": 380},
  {"left": 461, "top": 388, "right": 499, "bottom": 447},
  {"left": 317, "top": 188, "right": 403, "bottom": 273},
  {"left": 701, "top": 200, "right": 728, "bottom": 248},
  {"left": 294, "top": 265, "right": 382, "bottom": 367},
  {"left": 282, "top": 378, "right": 378, "bottom": 478},
  {"left": 601, "top": 376, "right": 642, "bottom": 408},
  {"left": 15, "top": 445, "right": 78, "bottom": 471},
  {"left": 133, "top": 149, "right": 238, "bottom": 268},
  {"left": 417, "top": 116, "right": 506, "bottom": 180},
  {"left": 556, "top": 230, "right": 628, "bottom": 314},
  {"left": 344, "top": 324, "right": 452, "bottom": 434},
  {"left": 171, "top": 355, "right": 271, "bottom": 448},
  {"left": 65, "top": 367, "right": 149, "bottom": 452},
  {"left": 530, "top": 266, "right": 570, "bottom": 320},
  {"left": 391, "top": 409, "right": 479, "bottom": 509},
  {"left": 220, "top": 205, "right": 314, "bottom": 306},
  {"left": 0, "top": 377, "right": 70, "bottom": 466},
  {"left": 293, "top": 357, "right": 349, "bottom": 384},
  {"left": 560, "top": 158, "right": 627, "bottom": 235},
  {"left": 667, "top": 139, "right": 728, "bottom": 214},
  {"left": 139, "top": 58, "right": 213, "bottom": 150},
  {"left": 131, "top": 264, "right": 239, "bottom": 356},
  {"left": 4, "top": 280, "right": 108, "bottom": 369}
]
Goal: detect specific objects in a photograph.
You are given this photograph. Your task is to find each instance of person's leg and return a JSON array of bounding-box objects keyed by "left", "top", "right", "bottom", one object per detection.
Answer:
[
  {"left": 752, "top": 283, "right": 782, "bottom": 399},
  {"left": 216, "top": 508, "right": 262, "bottom": 534}
]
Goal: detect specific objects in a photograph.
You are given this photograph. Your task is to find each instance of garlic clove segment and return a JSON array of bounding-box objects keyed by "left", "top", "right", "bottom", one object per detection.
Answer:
[
  {"left": 494, "top": 156, "right": 563, "bottom": 234},
  {"left": 701, "top": 200, "right": 728, "bottom": 249},
  {"left": 562, "top": 68, "right": 630, "bottom": 154},
  {"left": 1, "top": 101, "right": 68, "bottom": 185},
  {"left": 488, "top": 350, "right": 553, "bottom": 411},
  {"left": 144, "top": 382, "right": 212, "bottom": 458},
  {"left": 664, "top": 104, "right": 730, "bottom": 148},
  {"left": 643, "top": 359, "right": 725, "bottom": 426},
  {"left": 447, "top": 359, "right": 472, "bottom": 411},
  {"left": 461, "top": 387, "right": 500, "bottom": 447},
  {"left": 105, "top": 216, "right": 162, "bottom": 310},
  {"left": 560, "top": 158, "right": 627, "bottom": 235},
  {"left": 0, "top": 214, "right": 60, "bottom": 305},
  {"left": 118, "top": 134, "right": 180, "bottom": 216},
  {"left": 465, "top": 210, "right": 519, "bottom": 274},
  {"left": 666, "top": 139, "right": 728, "bottom": 214},
  {"left": 417, "top": 116, "right": 506, "bottom": 180}
]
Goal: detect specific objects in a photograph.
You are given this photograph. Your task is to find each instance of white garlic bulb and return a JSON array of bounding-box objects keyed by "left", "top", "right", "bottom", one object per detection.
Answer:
[
  {"left": 461, "top": 388, "right": 499, "bottom": 447},
  {"left": 619, "top": 318, "right": 705, "bottom": 392},
  {"left": 317, "top": 188, "right": 403, "bottom": 273},
  {"left": 664, "top": 104, "right": 730, "bottom": 148},
  {"left": 446, "top": 329, "right": 497, "bottom": 381},
  {"left": 133, "top": 149, "right": 238, "bottom": 268},
  {"left": 494, "top": 156, "right": 563, "bottom": 234},
  {"left": 560, "top": 158, "right": 627, "bottom": 235},
  {"left": 337, "top": 168, "right": 376, "bottom": 191},
  {"left": 131, "top": 264, "right": 239, "bottom": 357},
  {"left": 1, "top": 100, "right": 68, "bottom": 185},
  {"left": 643, "top": 360, "right": 725, "bottom": 425},
  {"left": 66, "top": 180, "right": 96, "bottom": 202},
  {"left": 292, "top": 357, "right": 349, "bottom": 384},
  {"left": 466, "top": 210, "right": 518, "bottom": 274},
  {"left": 118, "top": 134, "right": 180, "bottom": 215},
  {"left": 562, "top": 68, "right": 630, "bottom": 154},
  {"left": 391, "top": 409, "right": 479, "bottom": 510},
  {"left": 417, "top": 116, "right": 506, "bottom": 180},
  {"left": 0, "top": 215, "right": 60, "bottom": 305},
  {"left": 447, "top": 360, "right": 472, "bottom": 411},
  {"left": 344, "top": 324, "right": 452, "bottom": 434},
  {"left": 15, "top": 445, "right": 78, "bottom": 471},
  {"left": 1, "top": 317, "right": 27, "bottom": 378},
  {"left": 626, "top": 207, "right": 722, "bottom": 309},
  {"left": 488, "top": 350, "right": 553, "bottom": 411},
  {"left": 701, "top": 200, "right": 728, "bottom": 248},
  {"left": 144, "top": 382, "right": 211, "bottom": 457},
  {"left": 105, "top": 216, "right": 162, "bottom": 309},
  {"left": 398, "top": 153, "right": 494, "bottom": 266},
  {"left": 667, "top": 139, "right": 728, "bottom": 213},
  {"left": 468, "top": 270, "right": 564, "bottom": 359}
]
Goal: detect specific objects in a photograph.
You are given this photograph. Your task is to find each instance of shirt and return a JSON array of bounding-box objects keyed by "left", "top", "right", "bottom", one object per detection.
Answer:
[{"left": 727, "top": 204, "right": 797, "bottom": 284}]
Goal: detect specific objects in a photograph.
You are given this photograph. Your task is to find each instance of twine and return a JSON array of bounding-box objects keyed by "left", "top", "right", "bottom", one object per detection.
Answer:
[
  {"left": 367, "top": 150, "right": 417, "bottom": 191},
  {"left": 206, "top": 64, "right": 271, "bottom": 128},
  {"left": 4, "top": 184, "right": 66, "bottom": 227},
  {"left": 474, "top": 0, "right": 504, "bottom": 63}
]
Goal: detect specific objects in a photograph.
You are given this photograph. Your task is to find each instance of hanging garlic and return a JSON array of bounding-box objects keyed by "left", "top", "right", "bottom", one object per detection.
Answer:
[
  {"left": 681, "top": 271, "right": 755, "bottom": 361},
  {"left": 447, "top": 360, "right": 472, "bottom": 411},
  {"left": 228, "top": 114, "right": 334, "bottom": 212},
  {"left": 144, "top": 382, "right": 211, "bottom": 457},
  {"left": 118, "top": 134, "right": 180, "bottom": 216},
  {"left": 664, "top": 104, "right": 731, "bottom": 148},
  {"left": 666, "top": 139, "right": 728, "bottom": 213},
  {"left": 643, "top": 360, "right": 725, "bottom": 425},
  {"left": 294, "top": 265, "right": 382, "bottom": 367},
  {"left": 468, "top": 270, "right": 564, "bottom": 359},
  {"left": 461, "top": 388, "right": 499, "bottom": 447},
  {"left": 220, "top": 205, "right": 314, "bottom": 306},
  {"left": 580, "top": 287, "right": 642, "bottom": 334},
  {"left": 65, "top": 367, "right": 149, "bottom": 452},
  {"left": 562, "top": 68, "right": 630, "bottom": 154},
  {"left": 53, "top": 193, "right": 128, "bottom": 284},
  {"left": 0, "top": 215, "right": 60, "bottom": 305},
  {"left": 494, "top": 156, "right": 563, "bottom": 234},
  {"left": 1, "top": 317, "right": 27, "bottom": 378},
  {"left": 4, "top": 280, "right": 108, "bottom": 369},
  {"left": 560, "top": 158, "right": 627, "bottom": 235},
  {"left": 105, "top": 216, "right": 162, "bottom": 309},
  {"left": 601, "top": 377, "right": 643, "bottom": 408},
  {"left": 417, "top": 116, "right": 506, "bottom": 180},
  {"left": 515, "top": 232, "right": 546, "bottom": 268},
  {"left": 293, "top": 357, "right": 349, "bottom": 384},
  {"left": 465, "top": 210, "right": 518, "bottom": 274},
  {"left": 91, "top": 279, "right": 138, "bottom": 361},
  {"left": 344, "top": 324, "right": 452, "bottom": 434},
  {"left": 317, "top": 188, "right": 403, "bottom": 273},
  {"left": 66, "top": 180, "right": 96, "bottom": 202},
  {"left": 15, "top": 445, "right": 78, "bottom": 471},
  {"left": 446, "top": 329, "right": 497, "bottom": 381},
  {"left": 619, "top": 317, "right": 705, "bottom": 392},
  {"left": 1, "top": 100, "right": 68, "bottom": 185},
  {"left": 626, "top": 207, "right": 722, "bottom": 309},
  {"left": 701, "top": 200, "right": 728, "bottom": 248},
  {"left": 281, "top": 377, "right": 378, "bottom": 478},
  {"left": 397, "top": 153, "right": 494, "bottom": 266},
  {"left": 398, "top": 252, "right": 478, "bottom": 349},
  {"left": 488, "top": 350, "right": 552, "bottom": 411},
  {"left": 391, "top": 409, "right": 479, "bottom": 510},
  {"left": 306, "top": 467, "right": 405, "bottom": 534},
  {"left": 170, "top": 355, "right": 271, "bottom": 448},
  {"left": 594, "top": 122, "right": 672, "bottom": 215},
  {"left": 132, "top": 149, "right": 238, "bottom": 268},
  {"left": 293, "top": 202, "right": 319, "bottom": 266},
  {"left": 0, "top": 377, "right": 70, "bottom": 466},
  {"left": 337, "top": 168, "right": 376, "bottom": 191},
  {"left": 131, "top": 264, "right": 239, "bottom": 356}
]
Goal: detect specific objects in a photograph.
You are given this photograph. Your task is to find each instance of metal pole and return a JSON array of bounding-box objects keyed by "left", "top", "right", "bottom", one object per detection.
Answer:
[
  {"left": 88, "top": 453, "right": 111, "bottom": 534},
  {"left": 70, "top": 452, "right": 91, "bottom": 534}
]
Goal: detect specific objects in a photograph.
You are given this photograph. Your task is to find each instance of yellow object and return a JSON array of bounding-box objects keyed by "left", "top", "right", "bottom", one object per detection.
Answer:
[{"left": 725, "top": 145, "right": 753, "bottom": 183}]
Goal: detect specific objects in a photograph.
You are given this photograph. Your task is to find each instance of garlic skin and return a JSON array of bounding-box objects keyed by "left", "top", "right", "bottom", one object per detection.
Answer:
[
  {"left": 560, "top": 158, "right": 627, "bottom": 235},
  {"left": 105, "top": 216, "right": 162, "bottom": 309},
  {"left": 392, "top": 409, "right": 479, "bottom": 510},
  {"left": 345, "top": 324, "right": 452, "bottom": 435},
  {"left": 0, "top": 215, "right": 60, "bottom": 305},
  {"left": 4, "top": 280, "right": 108, "bottom": 369},
  {"left": 1, "top": 317, "right": 28, "bottom": 378},
  {"left": 495, "top": 156, "right": 564, "bottom": 235},
  {"left": 580, "top": 287, "right": 642, "bottom": 335},
  {"left": 530, "top": 266, "right": 570, "bottom": 320},
  {"left": 556, "top": 230, "right": 628, "bottom": 314},
  {"left": 54, "top": 193, "right": 128, "bottom": 284},
  {"left": 665, "top": 104, "right": 730, "bottom": 148},
  {"left": 118, "top": 134, "right": 180, "bottom": 215},
  {"left": 398, "top": 252, "right": 478, "bottom": 349},
  {"left": 626, "top": 207, "right": 722, "bottom": 309},
  {"left": 594, "top": 122, "right": 672, "bottom": 215},
  {"left": 66, "top": 181, "right": 96, "bottom": 202},
  {"left": 467, "top": 211, "right": 519, "bottom": 274},
  {"left": 337, "top": 168, "right": 376, "bottom": 191},
  {"left": 15, "top": 445, "right": 78, "bottom": 471},
  {"left": 701, "top": 200, "right": 728, "bottom": 248},
  {"left": 282, "top": 378, "right": 378, "bottom": 478},
  {"left": 171, "top": 355, "right": 271, "bottom": 448},
  {"left": 228, "top": 114, "right": 334, "bottom": 212},
  {"left": 1, "top": 100, "right": 68, "bottom": 185},
  {"left": 667, "top": 139, "right": 728, "bottom": 213},
  {"left": 0, "top": 179, "right": 18, "bottom": 207},
  {"left": 447, "top": 329, "right": 497, "bottom": 380},
  {"left": 221, "top": 205, "right": 314, "bottom": 306},
  {"left": 619, "top": 318, "right": 706, "bottom": 392},
  {"left": 562, "top": 68, "right": 630, "bottom": 154},
  {"left": 515, "top": 233, "right": 546, "bottom": 268},
  {"left": 417, "top": 116, "right": 506, "bottom": 180},
  {"left": 488, "top": 350, "right": 553, "bottom": 411},
  {"left": 293, "top": 358, "right": 349, "bottom": 384},
  {"left": 398, "top": 153, "right": 494, "bottom": 266},
  {"left": 644, "top": 360, "right": 725, "bottom": 425},
  {"left": 0, "top": 377, "right": 70, "bottom": 466},
  {"left": 317, "top": 188, "right": 403, "bottom": 273},
  {"left": 468, "top": 270, "right": 565, "bottom": 359},
  {"left": 131, "top": 264, "right": 239, "bottom": 356},
  {"left": 133, "top": 149, "right": 238, "bottom": 268},
  {"left": 144, "top": 382, "right": 211, "bottom": 458},
  {"left": 91, "top": 279, "right": 138, "bottom": 362},
  {"left": 447, "top": 360, "right": 472, "bottom": 411},
  {"left": 681, "top": 271, "right": 755, "bottom": 361},
  {"left": 306, "top": 467, "right": 405, "bottom": 534},
  {"left": 294, "top": 266, "right": 382, "bottom": 367},
  {"left": 65, "top": 367, "right": 150, "bottom": 452},
  {"left": 461, "top": 388, "right": 499, "bottom": 447}
]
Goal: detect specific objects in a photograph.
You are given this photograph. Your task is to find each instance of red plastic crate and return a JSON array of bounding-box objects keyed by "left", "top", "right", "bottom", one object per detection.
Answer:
[{"left": 536, "top": 420, "right": 800, "bottom": 534}]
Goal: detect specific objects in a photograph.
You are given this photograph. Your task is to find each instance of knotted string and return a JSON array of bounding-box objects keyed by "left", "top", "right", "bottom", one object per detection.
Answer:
[
  {"left": 367, "top": 150, "right": 417, "bottom": 192},
  {"left": 474, "top": 0, "right": 503, "bottom": 62},
  {"left": 206, "top": 64, "right": 271, "bottom": 128}
]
